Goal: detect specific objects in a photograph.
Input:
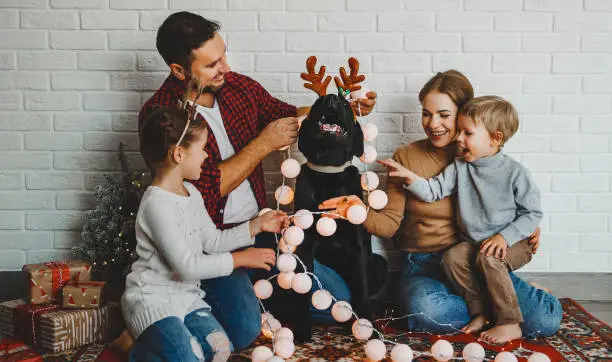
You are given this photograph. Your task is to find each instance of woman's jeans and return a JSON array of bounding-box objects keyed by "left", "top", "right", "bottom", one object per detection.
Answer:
[
  {"left": 130, "top": 308, "right": 231, "bottom": 362},
  {"left": 400, "top": 251, "right": 563, "bottom": 337}
]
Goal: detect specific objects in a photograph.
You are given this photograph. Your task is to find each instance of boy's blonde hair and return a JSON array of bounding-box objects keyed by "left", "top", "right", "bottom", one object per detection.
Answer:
[{"left": 459, "top": 95, "right": 518, "bottom": 145}]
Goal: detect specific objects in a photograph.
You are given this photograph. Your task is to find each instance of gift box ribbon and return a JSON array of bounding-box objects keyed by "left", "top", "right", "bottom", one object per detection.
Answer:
[{"left": 43, "top": 261, "right": 71, "bottom": 299}]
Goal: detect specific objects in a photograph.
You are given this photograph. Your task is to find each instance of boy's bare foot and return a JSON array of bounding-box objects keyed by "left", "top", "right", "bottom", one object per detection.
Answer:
[
  {"left": 461, "top": 314, "right": 488, "bottom": 334},
  {"left": 480, "top": 324, "right": 522, "bottom": 344},
  {"left": 529, "top": 281, "right": 551, "bottom": 294}
]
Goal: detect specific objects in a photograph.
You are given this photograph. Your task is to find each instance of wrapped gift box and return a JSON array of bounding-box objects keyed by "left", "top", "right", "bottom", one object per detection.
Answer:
[
  {"left": 13, "top": 303, "right": 124, "bottom": 353},
  {"left": 62, "top": 282, "right": 106, "bottom": 309},
  {"left": 22, "top": 260, "right": 92, "bottom": 305},
  {"left": 0, "top": 338, "right": 42, "bottom": 362},
  {"left": 0, "top": 300, "right": 25, "bottom": 338}
]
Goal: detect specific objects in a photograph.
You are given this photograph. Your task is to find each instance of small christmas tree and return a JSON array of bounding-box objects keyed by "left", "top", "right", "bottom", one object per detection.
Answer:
[{"left": 73, "top": 143, "right": 147, "bottom": 292}]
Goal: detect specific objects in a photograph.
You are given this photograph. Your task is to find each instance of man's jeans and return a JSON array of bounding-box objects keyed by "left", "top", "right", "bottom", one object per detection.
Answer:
[
  {"left": 130, "top": 308, "right": 231, "bottom": 362},
  {"left": 400, "top": 251, "right": 563, "bottom": 337}
]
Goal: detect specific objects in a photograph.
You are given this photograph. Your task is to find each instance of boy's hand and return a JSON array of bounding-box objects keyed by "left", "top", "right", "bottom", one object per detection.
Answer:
[
  {"left": 232, "top": 248, "right": 276, "bottom": 271},
  {"left": 528, "top": 227, "right": 540, "bottom": 254},
  {"left": 377, "top": 159, "right": 419, "bottom": 184},
  {"left": 318, "top": 195, "right": 363, "bottom": 219},
  {"left": 253, "top": 210, "right": 288, "bottom": 234},
  {"left": 480, "top": 234, "right": 508, "bottom": 259}
]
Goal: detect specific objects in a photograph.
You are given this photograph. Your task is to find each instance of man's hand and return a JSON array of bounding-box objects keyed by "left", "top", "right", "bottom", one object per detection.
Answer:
[
  {"left": 528, "top": 227, "right": 541, "bottom": 254},
  {"left": 480, "top": 234, "right": 508, "bottom": 259},
  {"left": 351, "top": 91, "right": 377, "bottom": 116},
  {"left": 258, "top": 117, "right": 299, "bottom": 152}
]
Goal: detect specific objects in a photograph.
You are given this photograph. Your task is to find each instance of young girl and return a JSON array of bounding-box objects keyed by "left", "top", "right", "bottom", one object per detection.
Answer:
[{"left": 122, "top": 106, "right": 287, "bottom": 362}]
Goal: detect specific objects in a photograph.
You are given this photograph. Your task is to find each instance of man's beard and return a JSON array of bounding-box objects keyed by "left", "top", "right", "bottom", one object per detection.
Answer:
[{"left": 186, "top": 73, "right": 224, "bottom": 95}]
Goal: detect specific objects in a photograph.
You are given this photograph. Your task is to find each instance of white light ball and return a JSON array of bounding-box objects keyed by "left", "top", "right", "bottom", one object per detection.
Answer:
[
  {"left": 431, "top": 340, "right": 454, "bottom": 362},
  {"left": 361, "top": 171, "right": 379, "bottom": 191},
  {"left": 283, "top": 226, "right": 304, "bottom": 246},
  {"left": 277, "top": 253, "right": 297, "bottom": 273},
  {"left": 350, "top": 82, "right": 369, "bottom": 100},
  {"left": 362, "top": 123, "right": 379, "bottom": 142},
  {"left": 528, "top": 353, "right": 551, "bottom": 362},
  {"left": 293, "top": 209, "right": 314, "bottom": 229},
  {"left": 251, "top": 345, "right": 274, "bottom": 362},
  {"left": 266, "top": 357, "right": 284, "bottom": 362},
  {"left": 291, "top": 273, "right": 312, "bottom": 294},
  {"left": 331, "top": 301, "right": 353, "bottom": 322},
  {"left": 254, "top": 279, "right": 274, "bottom": 300},
  {"left": 281, "top": 159, "right": 301, "bottom": 179},
  {"left": 316, "top": 217, "right": 337, "bottom": 236},
  {"left": 262, "top": 317, "right": 281, "bottom": 338},
  {"left": 368, "top": 189, "right": 388, "bottom": 210},
  {"left": 277, "top": 272, "right": 295, "bottom": 290},
  {"left": 278, "top": 237, "right": 296, "bottom": 254},
  {"left": 364, "top": 339, "right": 386, "bottom": 362},
  {"left": 274, "top": 338, "right": 295, "bottom": 359},
  {"left": 494, "top": 352, "right": 518, "bottom": 362},
  {"left": 352, "top": 318, "right": 374, "bottom": 340},
  {"left": 274, "top": 327, "right": 294, "bottom": 341},
  {"left": 258, "top": 208, "right": 272, "bottom": 216},
  {"left": 347, "top": 204, "right": 367, "bottom": 225},
  {"left": 360, "top": 145, "right": 377, "bottom": 164},
  {"left": 275, "top": 186, "right": 294, "bottom": 205},
  {"left": 311, "top": 289, "right": 333, "bottom": 310},
  {"left": 462, "top": 343, "right": 485, "bottom": 362},
  {"left": 390, "top": 344, "right": 413, "bottom": 362}
]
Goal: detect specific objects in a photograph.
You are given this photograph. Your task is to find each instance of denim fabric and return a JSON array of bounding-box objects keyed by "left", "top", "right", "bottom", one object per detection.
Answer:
[
  {"left": 400, "top": 251, "right": 563, "bottom": 337},
  {"left": 130, "top": 308, "right": 231, "bottom": 362}
]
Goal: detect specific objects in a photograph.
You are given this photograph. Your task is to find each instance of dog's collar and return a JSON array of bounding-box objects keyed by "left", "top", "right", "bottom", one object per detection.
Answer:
[{"left": 306, "top": 161, "right": 352, "bottom": 174}]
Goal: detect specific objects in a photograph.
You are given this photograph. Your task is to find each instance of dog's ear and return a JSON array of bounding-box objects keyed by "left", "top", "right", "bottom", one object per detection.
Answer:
[{"left": 352, "top": 121, "right": 365, "bottom": 158}]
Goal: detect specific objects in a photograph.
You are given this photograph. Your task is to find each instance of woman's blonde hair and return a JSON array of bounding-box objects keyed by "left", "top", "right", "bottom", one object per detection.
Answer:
[{"left": 419, "top": 70, "right": 474, "bottom": 110}]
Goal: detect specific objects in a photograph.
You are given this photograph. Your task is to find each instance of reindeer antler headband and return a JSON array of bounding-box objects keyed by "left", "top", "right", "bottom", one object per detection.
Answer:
[
  {"left": 175, "top": 78, "right": 205, "bottom": 147},
  {"left": 300, "top": 56, "right": 365, "bottom": 98}
]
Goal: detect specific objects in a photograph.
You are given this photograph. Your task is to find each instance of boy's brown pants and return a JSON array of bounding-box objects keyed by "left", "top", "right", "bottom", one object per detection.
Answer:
[{"left": 440, "top": 239, "right": 533, "bottom": 326}]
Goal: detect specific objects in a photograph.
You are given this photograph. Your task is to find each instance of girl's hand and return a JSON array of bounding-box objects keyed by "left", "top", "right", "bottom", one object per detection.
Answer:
[
  {"left": 252, "top": 210, "right": 288, "bottom": 235},
  {"left": 318, "top": 195, "right": 364, "bottom": 219},
  {"left": 232, "top": 247, "right": 276, "bottom": 271},
  {"left": 480, "top": 234, "right": 508, "bottom": 259},
  {"left": 377, "top": 159, "right": 419, "bottom": 184}
]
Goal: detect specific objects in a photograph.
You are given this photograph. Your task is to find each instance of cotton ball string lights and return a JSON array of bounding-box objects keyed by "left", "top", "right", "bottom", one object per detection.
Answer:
[
  {"left": 362, "top": 123, "right": 379, "bottom": 142},
  {"left": 494, "top": 352, "right": 518, "bottom": 362},
  {"left": 281, "top": 159, "right": 301, "bottom": 179},
  {"left": 274, "top": 338, "right": 295, "bottom": 359},
  {"left": 275, "top": 185, "right": 294, "bottom": 205},
  {"left": 311, "top": 289, "right": 333, "bottom": 310},
  {"left": 274, "top": 327, "right": 294, "bottom": 341},
  {"left": 368, "top": 189, "right": 388, "bottom": 210},
  {"left": 277, "top": 253, "right": 297, "bottom": 273},
  {"left": 283, "top": 226, "right": 304, "bottom": 246},
  {"left": 351, "top": 318, "right": 374, "bottom": 340},
  {"left": 331, "top": 301, "right": 353, "bottom": 322},
  {"left": 364, "top": 339, "right": 386, "bottom": 362},
  {"left": 293, "top": 209, "right": 314, "bottom": 229},
  {"left": 360, "top": 145, "right": 377, "bottom": 164},
  {"left": 346, "top": 203, "right": 367, "bottom": 225},
  {"left": 258, "top": 208, "right": 272, "bottom": 216},
  {"left": 278, "top": 238, "right": 296, "bottom": 254},
  {"left": 261, "top": 315, "right": 281, "bottom": 338},
  {"left": 462, "top": 343, "right": 485, "bottom": 362},
  {"left": 390, "top": 344, "right": 413, "bottom": 362},
  {"left": 316, "top": 216, "right": 337, "bottom": 236},
  {"left": 254, "top": 279, "right": 273, "bottom": 300},
  {"left": 361, "top": 171, "right": 379, "bottom": 191},
  {"left": 251, "top": 346, "right": 274, "bottom": 362},
  {"left": 431, "top": 339, "right": 454, "bottom": 362},
  {"left": 277, "top": 272, "right": 294, "bottom": 290},
  {"left": 527, "top": 353, "right": 551, "bottom": 362},
  {"left": 291, "top": 272, "right": 312, "bottom": 294}
]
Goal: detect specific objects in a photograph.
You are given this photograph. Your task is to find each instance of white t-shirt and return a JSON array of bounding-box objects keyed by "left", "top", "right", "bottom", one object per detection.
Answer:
[{"left": 195, "top": 101, "right": 260, "bottom": 224}]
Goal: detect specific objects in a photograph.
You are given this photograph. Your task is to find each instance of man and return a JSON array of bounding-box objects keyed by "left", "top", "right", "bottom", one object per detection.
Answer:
[{"left": 139, "top": 11, "right": 377, "bottom": 351}]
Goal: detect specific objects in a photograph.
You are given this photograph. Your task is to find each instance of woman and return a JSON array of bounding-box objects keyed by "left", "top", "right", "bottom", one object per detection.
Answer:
[{"left": 321, "top": 70, "right": 562, "bottom": 337}]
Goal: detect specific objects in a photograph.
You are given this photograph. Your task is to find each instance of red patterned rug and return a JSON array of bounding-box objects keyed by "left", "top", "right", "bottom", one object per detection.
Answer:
[{"left": 228, "top": 298, "right": 611, "bottom": 362}]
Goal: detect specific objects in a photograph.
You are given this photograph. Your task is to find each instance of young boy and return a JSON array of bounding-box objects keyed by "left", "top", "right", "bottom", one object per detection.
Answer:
[{"left": 386, "top": 96, "right": 542, "bottom": 344}]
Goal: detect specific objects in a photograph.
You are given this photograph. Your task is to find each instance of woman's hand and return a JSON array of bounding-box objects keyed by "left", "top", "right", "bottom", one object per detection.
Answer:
[
  {"left": 232, "top": 247, "right": 276, "bottom": 271},
  {"left": 351, "top": 91, "right": 377, "bottom": 116},
  {"left": 377, "top": 159, "right": 419, "bottom": 184},
  {"left": 251, "top": 210, "right": 289, "bottom": 236},
  {"left": 318, "top": 195, "right": 364, "bottom": 219}
]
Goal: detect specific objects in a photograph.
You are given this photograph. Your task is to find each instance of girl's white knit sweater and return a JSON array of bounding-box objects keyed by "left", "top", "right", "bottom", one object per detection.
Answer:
[{"left": 121, "top": 182, "right": 253, "bottom": 338}]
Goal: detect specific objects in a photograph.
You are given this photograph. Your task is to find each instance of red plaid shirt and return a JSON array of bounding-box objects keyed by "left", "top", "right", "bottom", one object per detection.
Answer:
[{"left": 139, "top": 72, "right": 297, "bottom": 228}]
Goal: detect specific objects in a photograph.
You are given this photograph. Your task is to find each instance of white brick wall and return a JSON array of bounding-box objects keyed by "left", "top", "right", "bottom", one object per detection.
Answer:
[{"left": 0, "top": 1, "right": 610, "bottom": 272}]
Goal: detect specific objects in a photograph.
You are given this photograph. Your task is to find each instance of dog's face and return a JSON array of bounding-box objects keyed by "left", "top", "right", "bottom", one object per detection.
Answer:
[{"left": 298, "top": 94, "right": 364, "bottom": 166}]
